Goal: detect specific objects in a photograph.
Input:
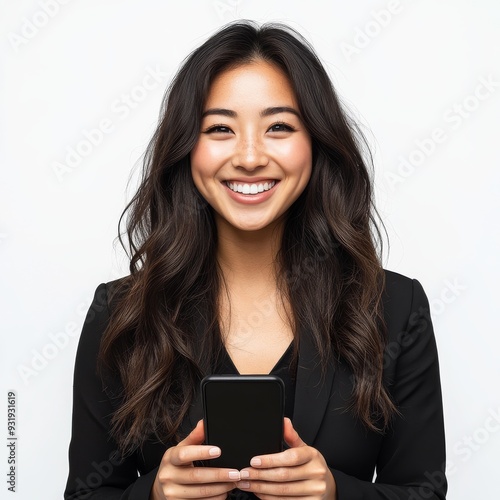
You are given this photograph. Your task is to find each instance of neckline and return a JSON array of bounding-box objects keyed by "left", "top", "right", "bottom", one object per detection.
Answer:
[{"left": 221, "top": 341, "right": 294, "bottom": 375}]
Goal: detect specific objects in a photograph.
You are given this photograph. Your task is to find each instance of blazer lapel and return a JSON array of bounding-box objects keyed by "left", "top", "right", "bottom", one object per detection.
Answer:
[
  {"left": 292, "top": 325, "right": 336, "bottom": 446},
  {"left": 183, "top": 318, "right": 336, "bottom": 447}
]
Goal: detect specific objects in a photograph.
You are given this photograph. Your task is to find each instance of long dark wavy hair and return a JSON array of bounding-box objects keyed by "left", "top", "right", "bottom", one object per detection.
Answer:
[{"left": 98, "top": 20, "right": 397, "bottom": 455}]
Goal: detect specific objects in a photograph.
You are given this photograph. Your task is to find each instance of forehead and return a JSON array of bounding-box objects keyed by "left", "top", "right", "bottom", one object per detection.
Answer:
[{"left": 204, "top": 60, "right": 298, "bottom": 109}]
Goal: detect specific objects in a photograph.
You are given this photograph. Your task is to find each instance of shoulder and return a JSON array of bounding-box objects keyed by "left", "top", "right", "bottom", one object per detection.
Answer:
[
  {"left": 78, "top": 276, "right": 129, "bottom": 339},
  {"left": 76, "top": 277, "right": 131, "bottom": 359},
  {"left": 76, "top": 275, "right": 131, "bottom": 356},
  {"left": 380, "top": 269, "right": 437, "bottom": 384},
  {"left": 382, "top": 269, "right": 416, "bottom": 304},
  {"left": 381, "top": 269, "right": 431, "bottom": 338},
  {"left": 75, "top": 283, "right": 110, "bottom": 365},
  {"left": 382, "top": 269, "right": 416, "bottom": 324},
  {"left": 74, "top": 278, "right": 131, "bottom": 400},
  {"left": 105, "top": 275, "right": 132, "bottom": 311}
]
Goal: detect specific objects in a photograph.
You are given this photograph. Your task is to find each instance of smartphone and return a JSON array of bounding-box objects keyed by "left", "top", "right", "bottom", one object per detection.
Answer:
[{"left": 201, "top": 375, "right": 285, "bottom": 470}]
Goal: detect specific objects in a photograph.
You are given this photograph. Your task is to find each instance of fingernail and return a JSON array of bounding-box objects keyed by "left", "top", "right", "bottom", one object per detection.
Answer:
[
  {"left": 238, "top": 481, "right": 250, "bottom": 489},
  {"left": 228, "top": 471, "right": 240, "bottom": 480},
  {"left": 209, "top": 447, "right": 220, "bottom": 456},
  {"left": 250, "top": 457, "right": 261, "bottom": 467},
  {"left": 240, "top": 470, "right": 250, "bottom": 479}
]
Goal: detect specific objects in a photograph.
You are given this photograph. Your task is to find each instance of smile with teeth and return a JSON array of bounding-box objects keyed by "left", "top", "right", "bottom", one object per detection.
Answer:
[{"left": 225, "top": 180, "right": 277, "bottom": 195}]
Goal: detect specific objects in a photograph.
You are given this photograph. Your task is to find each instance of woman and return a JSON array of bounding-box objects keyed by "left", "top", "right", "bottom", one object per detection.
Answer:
[{"left": 64, "top": 21, "right": 447, "bottom": 500}]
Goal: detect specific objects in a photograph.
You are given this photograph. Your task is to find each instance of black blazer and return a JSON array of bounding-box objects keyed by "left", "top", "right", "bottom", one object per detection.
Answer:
[{"left": 64, "top": 270, "right": 447, "bottom": 499}]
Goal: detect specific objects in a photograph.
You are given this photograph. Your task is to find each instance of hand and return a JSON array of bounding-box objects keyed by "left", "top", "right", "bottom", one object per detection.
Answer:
[
  {"left": 235, "top": 418, "right": 337, "bottom": 499},
  {"left": 151, "top": 420, "right": 241, "bottom": 500}
]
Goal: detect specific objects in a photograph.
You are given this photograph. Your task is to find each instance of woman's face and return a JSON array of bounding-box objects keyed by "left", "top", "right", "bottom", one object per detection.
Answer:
[{"left": 190, "top": 59, "right": 312, "bottom": 233}]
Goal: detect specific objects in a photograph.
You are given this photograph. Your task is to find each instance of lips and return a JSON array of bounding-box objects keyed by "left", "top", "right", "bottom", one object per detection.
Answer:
[
  {"left": 225, "top": 180, "right": 277, "bottom": 195},
  {"left": 221, "top": 179, "right": 280, "bottom": 205}
]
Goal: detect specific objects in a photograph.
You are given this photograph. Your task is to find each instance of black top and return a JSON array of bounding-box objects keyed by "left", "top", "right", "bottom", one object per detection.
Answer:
[
  {"left": 64, "top": 270, "right": 447, "bottom": 499},
  {"left": 216, "top": 341, "right": 296, "bottom": 419}
]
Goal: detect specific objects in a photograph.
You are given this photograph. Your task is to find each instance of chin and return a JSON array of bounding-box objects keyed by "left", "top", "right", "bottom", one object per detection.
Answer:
[
  {"left": 234, "top": 223, "right": 270, "bottom": 232},
  {"left": 216, "top": 210, "right": 285, "bottom": 234},
  {"left": 235, "top": 218, "right": 283, "bottom": 233}
]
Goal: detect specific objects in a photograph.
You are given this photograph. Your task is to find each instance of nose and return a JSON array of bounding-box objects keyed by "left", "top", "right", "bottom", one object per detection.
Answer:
[{"left": 231, "top": 135, "right": 269, "bottom": 170}]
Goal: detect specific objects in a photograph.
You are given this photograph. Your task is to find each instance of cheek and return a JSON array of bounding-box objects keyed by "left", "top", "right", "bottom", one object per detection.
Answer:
[
  {"left": 272, "top": 137, "right": 312, "bottom": 176},
  {"left": 190, "top": 141, "right": 207, "bottom": 179},
  {"left": 190, "top": 143, "right": 206, "bottom": 194},
  {"left": 190, "top": 140, "right": 230, "bottom": 177},
  {"left": 190, "top": 141, "right": 228, "bottom": 199}
]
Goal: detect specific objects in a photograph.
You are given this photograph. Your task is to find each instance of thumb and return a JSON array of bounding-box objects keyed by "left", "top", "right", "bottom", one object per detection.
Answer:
[
  {"left": 177, "top": 419, "right": 205, "bottom": 446},
  {"left": 283, "top": 417, "right": 306, "bottom": 448}
]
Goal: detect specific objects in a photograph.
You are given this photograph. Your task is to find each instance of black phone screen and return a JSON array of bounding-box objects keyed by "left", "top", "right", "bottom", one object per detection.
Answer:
[{"left": 202, "top": 375, "right": 284, "bottom": 470}]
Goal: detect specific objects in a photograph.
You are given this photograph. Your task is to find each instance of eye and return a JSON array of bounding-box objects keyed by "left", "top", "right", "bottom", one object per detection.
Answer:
[
  {"left": 268, "top": 121, "right": 295, "bottom": 133},
  {"left": 203, "top": 124, "right": 233, "bottom": 134}
]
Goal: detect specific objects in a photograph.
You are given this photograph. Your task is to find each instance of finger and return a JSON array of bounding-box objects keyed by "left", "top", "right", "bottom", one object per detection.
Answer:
[
  {"left": 159, "top": 480, "right": 237, "bottom": 499},
  {"left": 237, "top": 478, "right": 322, "bottom": 497},
  {"left": 249, "top": 446, "right": 309, "bottom": 469},
  {"left": 177, "top": 419, "right": 205, "bottom": 447},
  {"left": 173, "top": 465, "right": 242, "bottom": 485},
  {"left": 283, "top": 417, "right": 306, "bottom": 448},
  {"left": 168, "top": 443, "right": 222, "bottom": 467},
  {"left": 247, "top": 419, "right": 307, "bottom": 470},
  {"left": 167, "top": 420, "right": 220, "bottom": 466},
  {"left": 239, "top": 463, "right": 311, "bottom": 482}
]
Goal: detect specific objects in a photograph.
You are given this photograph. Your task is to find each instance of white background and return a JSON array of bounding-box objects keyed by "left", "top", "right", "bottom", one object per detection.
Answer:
[{"left": 1, "top": 0, "right": 499, "bottom": 498}]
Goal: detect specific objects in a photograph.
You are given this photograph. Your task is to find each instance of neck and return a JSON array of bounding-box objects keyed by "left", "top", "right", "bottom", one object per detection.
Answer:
[{"left": 215, "top": 217, "right": 284, "bottom": 290}]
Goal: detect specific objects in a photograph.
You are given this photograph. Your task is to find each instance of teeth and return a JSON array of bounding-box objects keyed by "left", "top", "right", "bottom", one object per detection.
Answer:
[{"left": 226, "top": 180, "right": 276, "bottom": 195}]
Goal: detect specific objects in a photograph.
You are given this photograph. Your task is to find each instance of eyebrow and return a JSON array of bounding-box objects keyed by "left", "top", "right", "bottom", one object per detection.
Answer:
[{"left": 201, "top": 106, "right": 301, "bottom": 119}]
